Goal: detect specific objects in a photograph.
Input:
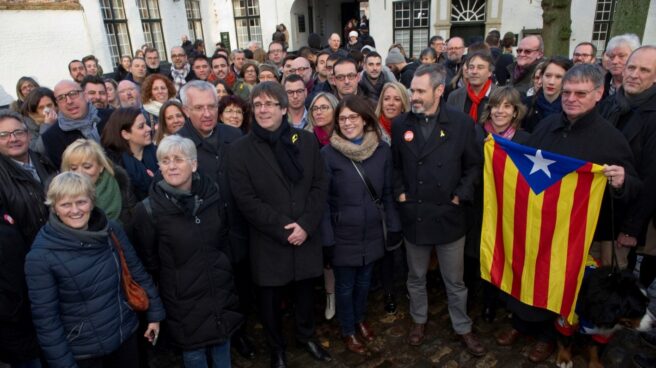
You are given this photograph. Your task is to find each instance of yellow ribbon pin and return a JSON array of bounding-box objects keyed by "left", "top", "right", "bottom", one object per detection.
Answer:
[
  {"left": 440, "top": 130, "right": 446, "bottom": 138},
  {"left": 291, "top": 133, "right": 299, "bottom": 144}
]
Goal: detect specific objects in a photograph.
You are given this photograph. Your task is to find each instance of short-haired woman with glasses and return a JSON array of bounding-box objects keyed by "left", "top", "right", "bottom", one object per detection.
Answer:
[
  {"left": 320, "top": 95, "right": 401, "bottom": 355},
  {"left": 307, "top": 92, "right": 339, "bottom": 147}
]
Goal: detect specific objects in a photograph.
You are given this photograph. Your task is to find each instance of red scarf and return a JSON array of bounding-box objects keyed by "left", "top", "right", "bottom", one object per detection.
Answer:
[
  {"left": 378, "top": 114, "right": 392, "bottom": 136},
  {"left": 466, "top": 79, "right": 492, "bottom": 122},
  {"left": 314, "top": 126, "right": 331, "bottom": 147}
]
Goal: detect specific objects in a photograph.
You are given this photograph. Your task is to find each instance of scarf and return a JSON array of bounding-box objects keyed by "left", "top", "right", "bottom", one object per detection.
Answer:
[
  {"left": 121, "top": 145, "right": 158, "bottom": 197},
  {"left": 329, "top": 130, "right": 379, "bottom": 162},
  {"left": 156, "top": 174, "right": 203, "bottom": 217},
  {"left": 484, "top": 120, "right": 516, "bottom": 140},
  {"left": 252, "top": 119, "right": 304, "bottom": 183},
  {"left": 49, "top": 207, "right": 109, "bottom": 244},
  {"left": 535, "top": 91, "right": 562, "bottom": 117},
  {"left": 378, "top": 114, "right": 392, "bottom": 136},
  {"left": 143, "top": 100, "right": 163, "bottom": 118},
  {"left": 313, "top": 125, "right": 331, "bottom": 147},
  {"left": 171, "top": 63, "right": 191, "bottom": 91},
  {"left": 512, "top": 64, "right": 530, "bottom": 83},
  {"left": 58, "top": 103, "right": 101, "bottom": 142},
  {"left": 466, "top": 79, "right": 492, "bottom": 122},
  {"left": 224, "top": 70, "right": 238, "bottom": 89},
  {"left": 95, "top": 170, "right": 122, "bottom": 221},
  {"left": 624, "top": 84, "right": 656, "bottom": 109}
]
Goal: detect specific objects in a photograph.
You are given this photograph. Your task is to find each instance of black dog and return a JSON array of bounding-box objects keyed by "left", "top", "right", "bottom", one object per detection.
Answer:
[{"left": 556, "top": 266, "right": 650, "bottom": 368}]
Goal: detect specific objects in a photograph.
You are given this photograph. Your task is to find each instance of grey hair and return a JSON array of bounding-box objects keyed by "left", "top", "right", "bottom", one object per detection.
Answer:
[
  {"left": 606, "top": 33, "right": 641, "bottom": 54},
  {"left": 45, "top": 172, "right": 96, "bottom": 207},
  {"left": 413, "top": 63, "right": 447, "bottom": 89},
  {"left": 0, "top": 109, "right": 27, "bottom": 128},
  {"left": 563, "top": 64, "right": 605, "bottom": 89},
  {"left": 250, "top": 81, "right": 288, "bottom": 108},
  {"left": 180, "top": 80, "right": 218, "bottom": 107},
  {"left": 307, "top": 92, "right": 339, "bottom": 129},
  {"left": 157, "top": 135, "right": 198, "bottom": 162}
]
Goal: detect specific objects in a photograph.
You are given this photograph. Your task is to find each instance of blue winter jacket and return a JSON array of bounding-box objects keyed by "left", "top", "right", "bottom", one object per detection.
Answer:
[{"left": 25, "top": 210, "right": 165, "bottom": 368}]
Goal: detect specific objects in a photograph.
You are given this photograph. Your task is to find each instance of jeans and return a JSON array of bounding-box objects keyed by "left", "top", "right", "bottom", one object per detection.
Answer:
[
  {"left": 334, "top": 262, "right": 375, "bottom": 336},
  {"left": 182, "top": 342, "right": 231, "bottom": 368}
]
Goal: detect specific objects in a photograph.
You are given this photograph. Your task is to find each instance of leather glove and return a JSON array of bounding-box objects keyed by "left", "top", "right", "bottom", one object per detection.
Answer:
[
  {"left": 323, "top": 246, "right": 334, "bottom": 269},
  {"left": 386, "top": 231, "right": 403, "bottom": 251}
]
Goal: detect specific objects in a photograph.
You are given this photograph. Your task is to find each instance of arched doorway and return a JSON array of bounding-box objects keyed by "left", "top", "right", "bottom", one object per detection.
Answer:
[{"left": 450, "top": 0, "right": 486, "bottom": 45}]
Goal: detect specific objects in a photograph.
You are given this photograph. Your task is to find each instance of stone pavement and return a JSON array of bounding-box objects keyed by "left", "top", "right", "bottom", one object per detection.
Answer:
[{"left": 149, "top": 277, "right": 656, "bottom": 368}]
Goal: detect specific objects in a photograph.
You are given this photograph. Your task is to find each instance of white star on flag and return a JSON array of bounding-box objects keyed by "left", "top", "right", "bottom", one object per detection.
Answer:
[{"left": 525, "top": 149, "right": 556, "bottom": 178}]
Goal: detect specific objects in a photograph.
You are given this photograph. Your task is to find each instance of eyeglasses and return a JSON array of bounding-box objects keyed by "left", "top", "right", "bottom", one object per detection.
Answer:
[
  {"left": 55, "top": 90, "right": 82, "bottom": 102},
  {"left": 171, "top": 53, "right": 186, "bottom": 58},
  {"left": 517, "top": 48, "right": 539, "bottom": 55},
  {"left": 223, "top": 108, "right": 243, "bottom": 115},
  {"left": 253, "top": 101, "right": 280, "bottom": 110},
  {"left": 288, "top": 67, "right": 310, "bottom": 74},
  {"left": 561, "top": 88, "right": 597, "bottom": 99},
  {"left": 159, "top": 157, "right": 191, "bottom": 166},
  {"left": 334, "top": 73, "right": 358, "bottom": 82},
  {"left": 188, "top": 104, "right": 218, "bottom": 113},
  {"left": 0, "top": 129, "right": 28, "bottom": 140},
  {"left": 311, "top": 105, "right": 331, "bottom": 112},
  {"left": 286, "top": 88, "right": 306, "bottom": 96},
  {"left": 338, "top": 113, "right": 361, "bottom": 123},
  {"left": 573, "top": 53, "right": 593, "bottom": 58}
]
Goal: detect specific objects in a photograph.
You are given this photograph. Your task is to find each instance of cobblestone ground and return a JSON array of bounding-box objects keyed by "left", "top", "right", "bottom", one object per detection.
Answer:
[{"left": 148, "top": 275, "right": 656, "bottom": 368}]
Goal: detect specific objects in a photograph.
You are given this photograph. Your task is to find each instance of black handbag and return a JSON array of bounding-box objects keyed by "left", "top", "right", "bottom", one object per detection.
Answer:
[{"left": 351, "top": 160, "right": 401, "bottom": 251}]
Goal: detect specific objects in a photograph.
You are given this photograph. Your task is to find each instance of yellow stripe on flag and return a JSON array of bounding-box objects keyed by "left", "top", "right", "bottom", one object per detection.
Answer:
[
  {"left": 499, "top": 159, "right": 519, "bottom": 293},
  {"left": 480, "top": 139, "right": 497, "bottom": 282},
  {"left": 519, "top": 187, "right": 544, "bottom": 303}
]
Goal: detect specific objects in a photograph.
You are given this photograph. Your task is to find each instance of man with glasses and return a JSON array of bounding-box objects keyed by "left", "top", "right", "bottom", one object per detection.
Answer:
[
  {"left": 0, "top": 110, "right": 57, "bottom": 368},
  {"left": 572, "top": 42, "right": 597, "bottom": 65},
  {"left": 176, "top": 80, "right": 255, "bottom": 359},
  {"left": 229, "top": 81, "right": 330, "bottom": 368},
  {"left": 333, "top": 58, "right": 365, "bottom": 100},
  {"left": 507, "top": 35, "right": 544, "bottom": 96},
  {"left": 290, "top": 57, "right": 314, "bottom": 93},
  {"left": 283, "top": 74, "right": 309, "bottom": 129},
  {"left": 41, "top": 80, "right": 103, "bottom": 168},
  {"left": 144, "top": 47, "right": 169, "bottom": 76},
  {"left": 516, "top": 63, "right": 639, "bottom": 363},
  {"left": 429, "top": 35, "right": 447, "bottom": 64},
  {"left": 444, "top": 36, "right": 466, "bottom": 96},
  {"left": 446, "top": 52, "right": 495, "bottom": 122},
  {"left": 117, "top": 80, "right": 141, "bottom": 108},
  {"left": 169, "top": 46, "right": 193, "bottom": 92},
  {"left": 392, "top": 64, "right": 485, "bottom": 356},
  {"left": 267, "top": 41, "right": 287, "bottom": 70}
]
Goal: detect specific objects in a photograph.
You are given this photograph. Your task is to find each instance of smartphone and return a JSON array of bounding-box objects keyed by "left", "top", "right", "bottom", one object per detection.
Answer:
[{"left": 151, "top": 332, "right": 159, "bottom": 346}]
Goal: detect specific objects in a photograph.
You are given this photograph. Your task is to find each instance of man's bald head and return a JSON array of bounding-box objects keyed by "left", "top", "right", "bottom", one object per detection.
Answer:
[
  {"left": 291, "top": 57, "right": 312, "bottom": 83},
  {"left": 54, "top": 80, "right": 88, "bottom": 120}
]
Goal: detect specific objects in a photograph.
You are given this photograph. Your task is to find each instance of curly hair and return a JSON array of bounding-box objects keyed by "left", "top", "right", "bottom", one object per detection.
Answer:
[
  {"left": 218, "top": 95, "right": 250, "bottom": 133},
  {"left": 140, "top": 74, "right": 176, "bottom": 104}
]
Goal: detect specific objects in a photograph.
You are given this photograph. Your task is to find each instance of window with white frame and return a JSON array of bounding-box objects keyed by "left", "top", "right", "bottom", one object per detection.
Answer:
[
  {"left": 100, "top": 0, "right": 132, "bottom": 64},
  {"left": 185, "top": 0, "right": 204, "bottom": 42},
  {"left": 393, "top": 1, "right": 430, "bottom": 59},
  {"left": 137, "top": 0, "right": 167, "bottom": 60},
  {"left": 592, "top": 0, "right": 617, "bottom": 57},
  {"left": 232, "top": 0, "right": 263, "bottom": 49}
]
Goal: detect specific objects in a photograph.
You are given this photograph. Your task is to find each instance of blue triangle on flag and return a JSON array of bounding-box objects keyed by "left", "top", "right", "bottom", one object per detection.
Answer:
[{"left": 493, "top": 135, "right": 587, "bottom": 195}]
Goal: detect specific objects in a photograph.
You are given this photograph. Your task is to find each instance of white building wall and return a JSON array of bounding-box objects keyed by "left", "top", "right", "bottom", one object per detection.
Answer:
[
  {"left": 498, "top": 0, "right": 542, "bottom": 40},
  {"left": 215, "top": 0, "right": 239, "bottom": 53},
  {"left": 368, "top": 0, "right": 393, "bottom": 61},
  {"left": 570, "top": 0, "right": 596, "bottom": 57},
  {"left": 643, "top": 0, "right": 656, "bottom": 45},
  {"left": 78, "top": 0, "right": 113, "bottom": 73},
  {"left": 158, "top": 0, "right": 189, "bottom": 61},
  {"left": 0, "top": 10, "right": 93, "bottom": 96}
]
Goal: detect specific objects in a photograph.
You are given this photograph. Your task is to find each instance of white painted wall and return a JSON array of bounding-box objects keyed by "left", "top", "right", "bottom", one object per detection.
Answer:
[
  {"left": 0, "top": 10, "right": 93, "bottom": 97},
  {"left": 79, "top": 0, "right": 113, "bottom": 72},
  {"left": 570, "top": 0, "right": 596, "bottom": 57},
  {"left": 643, "top": 0, "right": 656, "bottom": 45},
  {"left": 499, "top": 0, "right": 542, "bottom": 40},
  {"left": 158, "top": 0, "right": 189, "bottom": 61},
  {"left": 368, "top": 0, "right": 392, "bottom": 61}
]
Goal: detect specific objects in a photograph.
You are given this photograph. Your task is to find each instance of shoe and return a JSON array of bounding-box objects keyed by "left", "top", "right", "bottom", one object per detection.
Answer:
[
  {"left": 461, "top": 332, "right": 486, "bottom": 357},
  {"left": 634, "top": 353, "right": 656, "bottom": 368},
  {"left": 270, "top": 350, "right": 287, "bottom": 368},
  {"left": 640, "top": 332, "right": 656, "bottom": 349},
  {"left": 528, "top": 341, "right": 555, "bottom": 363},
  {"left": 482, "top": 306, "right": 496, "bottom": 323},
  {"left": 299, "top": 340, "right": 332, "bottom": 362},
  {"left": 356, "top": 322, "right": 375, "bottom": 342},
  {"left": 407, "top": 323, "right": 425, "bottom": 346},
  {"left": 343, "top": 335, "right": 366, "bottom": 355},
  {"left": 496, "top": 328, "right": 521, "bottom": 346},
  {"left": 233, "top": 334, "right": 256, "bottom": 359},
  {"left": 384, "top": 293, "right": 397, "bottom": 315},
  {"left": 325, "top": 293, "right": 335, "bottom": 320}
]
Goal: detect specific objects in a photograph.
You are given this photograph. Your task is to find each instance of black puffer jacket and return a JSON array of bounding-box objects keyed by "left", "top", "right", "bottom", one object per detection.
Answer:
[{"left": 130, "top": 174, "right": 242, "bottom": 350}]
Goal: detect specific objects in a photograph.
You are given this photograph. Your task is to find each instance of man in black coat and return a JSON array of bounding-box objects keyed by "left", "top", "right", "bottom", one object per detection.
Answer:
[
  {"left": 599, "top": 46, "right": 656, "bottom": 285},
  {"left": 176, "top": 80, "right": 256, "bottom": 359},
  {"left": 229, "top": 82, "right": 330, "bottom": 368},
  {"left": 0, "top": 110, "right": 57, "bottom": 367},
  {"left": 391, "top": 64, "right": 485, "bottom": 356}
]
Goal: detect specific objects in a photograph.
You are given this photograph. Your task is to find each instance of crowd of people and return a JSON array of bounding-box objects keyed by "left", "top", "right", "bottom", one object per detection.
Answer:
[{"left": 1, "top": 18, "right": 656, "bottom": 368}]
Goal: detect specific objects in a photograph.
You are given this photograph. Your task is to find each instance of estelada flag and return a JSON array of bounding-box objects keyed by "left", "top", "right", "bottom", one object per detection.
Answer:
[{"left": 480, "top": 135, "right": 606, "bottom": 323}]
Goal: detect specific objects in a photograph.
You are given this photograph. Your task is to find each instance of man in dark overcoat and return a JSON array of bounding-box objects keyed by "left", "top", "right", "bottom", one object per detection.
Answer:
[
  {"left": 228, "top": 81, "right": 331, "bottom": 368},
  {"left": 391, "top": 64, "right": 486, "bottom": 356}
]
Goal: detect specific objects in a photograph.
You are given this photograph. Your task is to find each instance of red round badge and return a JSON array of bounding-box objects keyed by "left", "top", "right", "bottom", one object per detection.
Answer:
[
  {"left": 3, "top": 214, "right": 14, "bottom": 225},
  {"left": 404, "top": 130, "right": 414, "bottom": 142}
]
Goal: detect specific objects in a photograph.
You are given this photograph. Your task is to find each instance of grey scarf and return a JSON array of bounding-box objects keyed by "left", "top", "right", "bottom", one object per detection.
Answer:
[{"left": 58, "top": 103, "right": 101, "bottom": 142}]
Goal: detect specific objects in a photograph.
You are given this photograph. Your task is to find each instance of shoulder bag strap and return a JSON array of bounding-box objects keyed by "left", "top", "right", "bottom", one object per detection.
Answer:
[{"left": 351, "top": 160, "right": 387, "bottom": 239}]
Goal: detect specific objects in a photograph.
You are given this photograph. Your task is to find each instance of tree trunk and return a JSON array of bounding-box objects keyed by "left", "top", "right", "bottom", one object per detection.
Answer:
[
  {"left": 540, "top": 0, "right": 572, "bottom": 57},
  {"left": 610, "top": 0, "right": 650, "bottom": 40}
]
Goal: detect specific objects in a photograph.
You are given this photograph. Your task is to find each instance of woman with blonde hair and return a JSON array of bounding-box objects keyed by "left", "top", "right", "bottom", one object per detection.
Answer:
[
  {"left": 61, "top": 138, "right": 137, "bottom": 224},
  {"left": 375, "top": 82, "right": 409, "bottom": 144}
]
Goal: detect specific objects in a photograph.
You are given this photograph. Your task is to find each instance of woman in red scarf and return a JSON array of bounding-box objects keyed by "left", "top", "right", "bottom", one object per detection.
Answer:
[
  {"left": 374, "top": 82, "right": 410, "bottom": 145},
  {"left": 307, "top": 92, "right": 339, "bottom": 147}
]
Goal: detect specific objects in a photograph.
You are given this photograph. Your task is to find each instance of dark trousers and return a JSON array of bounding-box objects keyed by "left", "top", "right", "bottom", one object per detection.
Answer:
[
  {"left": 232, "top": 258, "right": 254, "bottom": 340},
  {"left": 334, "top": 263, "right": 375, "bottom": 336},
  {"left": 76, "top": 332, "right": 139, "bottom": 368},
  {"left": 511, "top": 314, "right": 557, "bottom": 343},
  {"left": 379, "top": 246, "right": 407, "bottom": 295},
  {"left": 258, "top": 278, "right": 316, "bottom": 352}
]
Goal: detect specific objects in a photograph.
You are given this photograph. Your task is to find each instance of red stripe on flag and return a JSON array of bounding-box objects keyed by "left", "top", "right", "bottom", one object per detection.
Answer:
[
  {"left": 490, "top": 143, "right": 508, "bottom": 286},
  {"left": 510, "top": 173, "right": 529, "bottom": 298},
  {"left": 560, "top": 163, "right": 594, "bottom": 317},
  {"left": 532, "top": 181, "right": 561, "bottom": 308}
]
